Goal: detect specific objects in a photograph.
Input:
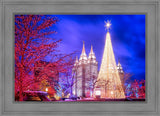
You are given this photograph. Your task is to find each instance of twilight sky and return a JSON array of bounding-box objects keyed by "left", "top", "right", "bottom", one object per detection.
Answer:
[{"left": 50, "top": 15, "right": 145, "bottom": 81}]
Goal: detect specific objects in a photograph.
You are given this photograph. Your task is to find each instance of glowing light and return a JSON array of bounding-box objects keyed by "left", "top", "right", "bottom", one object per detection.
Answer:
[
  {"left": 106, "top": 22, "right": 110, "bottom": 27},
  {"left": 45, "top": 88, "right": 48, "bottom": 92},
  {"left": 104, "top": 20, "right": 111, "bottom": 31},
  {"left": 95, "top": 90, "right": 101, "bottom": 96},
  {"left": 94, "top": 26, "right": 125, "bottom": 99}
]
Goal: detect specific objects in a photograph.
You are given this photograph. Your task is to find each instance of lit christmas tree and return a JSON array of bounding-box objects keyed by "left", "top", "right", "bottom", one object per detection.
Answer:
[{"left": 94, "top": 20, "right": 125, "bottom": 99}]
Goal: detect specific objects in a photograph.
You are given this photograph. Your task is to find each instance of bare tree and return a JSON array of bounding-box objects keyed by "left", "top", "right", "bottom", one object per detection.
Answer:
[{"left": 122, "top": 73, "right": 133, "bottom": 91}]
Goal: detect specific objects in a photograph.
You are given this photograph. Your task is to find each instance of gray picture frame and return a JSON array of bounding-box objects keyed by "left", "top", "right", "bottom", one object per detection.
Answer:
[{"left": 0, "top": 0, "right": 159, "bottom": 116}]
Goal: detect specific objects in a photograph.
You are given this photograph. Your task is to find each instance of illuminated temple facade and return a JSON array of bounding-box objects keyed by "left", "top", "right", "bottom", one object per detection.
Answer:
[{"left": 72, "top": 42, "right": 98, "bottom": 97}]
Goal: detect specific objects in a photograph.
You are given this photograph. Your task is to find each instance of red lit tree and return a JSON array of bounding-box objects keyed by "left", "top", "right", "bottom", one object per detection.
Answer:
[
  {"left": 138, "top": 80, "right": 145, "bottom": 99},
  {"left": 15, "top": 15, "right": 74, "bottom": 101},
  {"left": 130, "top": 80, "right": 139, "bottom": 98},
  {"left": 125, "top": 79, "right": 145, "bottom": 99}
]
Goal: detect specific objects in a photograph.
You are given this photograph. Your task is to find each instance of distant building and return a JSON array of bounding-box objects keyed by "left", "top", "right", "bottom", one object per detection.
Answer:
[
  {"left": 117, "top": 60, "right": 124, "bottom": 84},
  {"left": 72, "top": 42, "right": 98, "bottom": 97}
]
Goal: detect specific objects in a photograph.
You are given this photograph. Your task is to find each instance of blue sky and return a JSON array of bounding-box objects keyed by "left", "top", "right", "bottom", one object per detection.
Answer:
[{"left": 50, "top": 14, "right": 145, "bottom": 81}]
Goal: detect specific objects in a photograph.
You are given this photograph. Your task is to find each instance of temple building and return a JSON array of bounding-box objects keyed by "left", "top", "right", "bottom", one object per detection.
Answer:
[
  {"left": 117, "top": 60, "right": 124, "bottom": 85},
  {"left": 72, "top": 42, "right": 98, "bottom": 97}
]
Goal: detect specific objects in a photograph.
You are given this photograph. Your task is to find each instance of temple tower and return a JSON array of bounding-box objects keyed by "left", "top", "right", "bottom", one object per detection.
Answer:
[{"left": 72, "top": 42, "right": 98, "bottom": 97}]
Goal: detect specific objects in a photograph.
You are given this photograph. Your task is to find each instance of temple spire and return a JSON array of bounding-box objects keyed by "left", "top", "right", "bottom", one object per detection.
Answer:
[
  {"left": 117, "top": 60, "right": 123, "bottom": 73},
  {"left": 79, "top": 41, "right": 87, "bottom": 61},
  {"left": 90, "top": 45, "right": 93, "bottom": 54},
  {"left": 74, "top": 56, "right": 79, "bottom": 66},
  {"left": 75, "top": 56, "right": 78, "bottom": 63},
  {"left": 76, "top": 56, "right": 78, "bottom": 62},
  {"left": 88, "top": 45, "right": 96, "bottom": 60},
  {"left": 82, "top": 41, "right": 86, "bottom": 54}
]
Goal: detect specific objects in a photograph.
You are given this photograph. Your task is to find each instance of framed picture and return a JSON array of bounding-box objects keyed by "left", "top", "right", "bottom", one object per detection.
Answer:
[
  {"left": 1, "top": 0, "right": 159, "bottom": 116},
  {"left": 14, "top": 14, "right": 145, "bottom": 102}
]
